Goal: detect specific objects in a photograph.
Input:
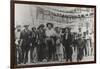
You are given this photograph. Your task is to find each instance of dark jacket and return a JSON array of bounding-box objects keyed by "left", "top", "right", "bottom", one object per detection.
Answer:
[
  {"left": 37, "top": 29, "right": 46, "bottom": 44},
  {"left": 62, "top": 32, "right": 73, "bottom": 47},
  {"left": 20, "top": 29, "right": 31, "bottom": 47}
]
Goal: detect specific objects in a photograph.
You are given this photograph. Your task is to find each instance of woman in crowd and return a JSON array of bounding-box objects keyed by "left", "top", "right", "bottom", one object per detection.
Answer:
[
  {"left": 62, "top": 27, "right": 73, "bottom": 62},
  {"left": 37, "top": 24, "right": 46, "bottom": 62},
  {"left": 77, "top": 28, "right": 84, "bottom": 62},
  {"left": 55, "top": 27, "right": 64, "bottom": 61}
]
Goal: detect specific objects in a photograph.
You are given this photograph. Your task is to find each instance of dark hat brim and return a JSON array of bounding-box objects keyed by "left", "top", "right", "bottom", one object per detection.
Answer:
[
  {"left": 46, "top": 23, "right": 53, "bottom": 27},
  {"left": 24, "top": 25, "right": 29, "bottom": 27}
]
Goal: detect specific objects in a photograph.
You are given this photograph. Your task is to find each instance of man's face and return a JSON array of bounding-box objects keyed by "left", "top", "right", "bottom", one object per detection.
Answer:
[
  {"left": 25, "top": 26, "right": 28, "bottom": 30},
  {"left": 84, "top": 32, "right": 86, "bottom": 36},
  {"left": 65, "top": 29, "right": 68, "bottom": 33},
  {"left": 17, "top": 29, "right": 21, "bottom": 32},
  {"left": 57, "top": 28, "right": 60, "bottom": 32},
  {"left": 32, "top": 28, "right": 36, "bottom": 31},
  {"left": 48, "top": 24, "right": 52, "bottom": 29},
  {"left": 79, "top": 28, "right": 81, "bottom": 32},
  {"left": 86, "top": 30, "right": 89, "bottom": 34},
  {"left": 55, "top": 27, "right": 60, "bottom": 33}
]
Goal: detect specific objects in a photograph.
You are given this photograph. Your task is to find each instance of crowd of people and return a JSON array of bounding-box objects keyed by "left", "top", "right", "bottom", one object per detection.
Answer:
[{"left": 15, "top": 23, "right": 94, "bottom": 64}]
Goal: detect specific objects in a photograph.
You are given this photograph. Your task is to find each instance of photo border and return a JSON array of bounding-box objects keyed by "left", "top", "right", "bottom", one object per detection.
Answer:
[{"left": 10, "top": 0, "right": 96, "bottom": 68}]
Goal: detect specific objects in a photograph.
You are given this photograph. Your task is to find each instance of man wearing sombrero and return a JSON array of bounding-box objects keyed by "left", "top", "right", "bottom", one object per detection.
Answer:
[{"left": 45, "top": 23, "right": 56, "bottom": 61}]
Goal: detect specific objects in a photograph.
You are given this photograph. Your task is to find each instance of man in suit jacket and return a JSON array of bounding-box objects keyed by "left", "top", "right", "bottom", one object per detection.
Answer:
[
  {"left": 30, "top": 27, "right": 38, "bottom": 63},
  {"left": 20, "top": 25, "right": 31, "bottom": 64}
]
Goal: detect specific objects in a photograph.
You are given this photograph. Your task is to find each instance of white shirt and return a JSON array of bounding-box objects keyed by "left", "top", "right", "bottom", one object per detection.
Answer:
[
  {"left": 86, "top": 34, "right": 90, "bottom": 40},
  {"left": 65, "top": 33, "right": 68, "bottom": 39},
  {"left": 46, "top": 28, "right": 55, "bottom": 37},
  {"left": 15, "top": 30, "right": 21, "bottom": 45}
]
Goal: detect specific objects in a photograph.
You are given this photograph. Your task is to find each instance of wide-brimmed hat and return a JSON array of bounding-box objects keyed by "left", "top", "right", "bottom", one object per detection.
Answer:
[
  {"left": 38, "top": 24, "right": 45, "bottom": 29},
  {"left": 46, "top": 23, "right": 53, "bottom": 28}
]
